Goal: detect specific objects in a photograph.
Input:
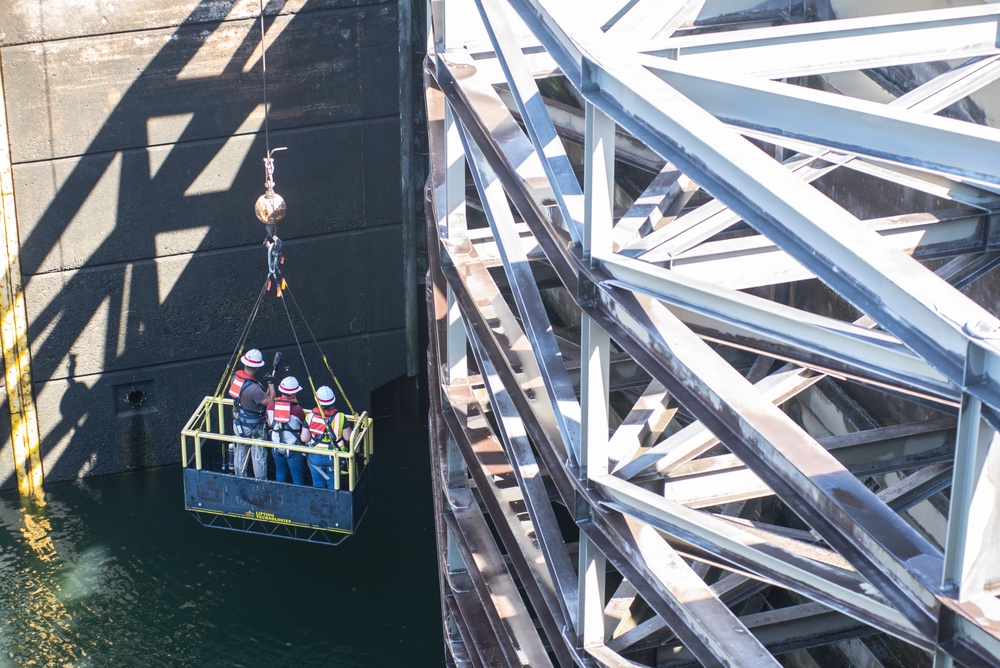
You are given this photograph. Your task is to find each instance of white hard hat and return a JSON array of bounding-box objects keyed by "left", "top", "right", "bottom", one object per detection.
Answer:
[
  {"left": 316, "top": 386, "right": 336, "bottom": 406},
  {"left": 241, "top": 349, "right": 265, "bottom": 368},
  {"left": 278, "top": 376, "right": 302, "bottom": 395}
]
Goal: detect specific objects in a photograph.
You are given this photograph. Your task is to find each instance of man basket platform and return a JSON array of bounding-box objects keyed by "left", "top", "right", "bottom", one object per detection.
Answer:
[{"left": 180, "top": 393, "right": 374, "bottom": 546}]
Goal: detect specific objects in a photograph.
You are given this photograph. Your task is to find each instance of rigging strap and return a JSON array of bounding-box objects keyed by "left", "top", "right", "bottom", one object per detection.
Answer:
[
  {"left": 284, "top": 282, "right": 357, "bottom": 417},
  {"left": 277, "top": 279, "right": 357, "bottom": 418},
  {"left": 214, "top": 271, "right": 357, "bottom": 420},
  {"left": 213, "top": 278, "right": 270, "bottom": 400}
]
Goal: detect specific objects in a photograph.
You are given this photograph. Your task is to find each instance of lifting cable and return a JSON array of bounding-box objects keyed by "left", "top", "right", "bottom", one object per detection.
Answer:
[
  {"left": 216, "top": 272, "right": 358, "bottom": 419},
  {"left": 257, "top": 0, "right": 271, "bottom": 160},
  {"left": 214, "top": 0, "right": 357, "bottom": 419},
  {"left": 279, "top": 280, "right": 357, "bottom": 417},
  {"left": 213, "top": 278, "right": 269, "bottom": 400}
]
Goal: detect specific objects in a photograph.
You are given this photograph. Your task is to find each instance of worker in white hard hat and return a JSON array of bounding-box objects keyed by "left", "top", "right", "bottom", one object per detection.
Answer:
[
  {"left": 306, "top": 385, "right": 353, "bottom": 489},
  {"left": 266, "top": 376, "right": 311, "bottom": 485},
  {"left": 228, "top": 348, "right": 275, "bottom": 478}
]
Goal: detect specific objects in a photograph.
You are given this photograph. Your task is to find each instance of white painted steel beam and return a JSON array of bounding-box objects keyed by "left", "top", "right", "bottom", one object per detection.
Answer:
[
  {"left": 426, "top": 0, "right": 1000, "bottom": 662},
  {"left": 612, "top": 515, "right": 780, "bottom": 666},
  {"left": 617, "top": 365, "right": 823, "bottom": 480},
  {"left": 665, "top": 210, "right": 1000, "bottom": 291},
  {"left": 646, "top": 62, "right": 1000, "bottom": 189},
  {"left": 613, "top": 164, "right": 696, "bottom": 252},
  {"left": 626, "top": 54, "right": 1000, "bottom": 261},
  {"left": 641, "top": 6, "right": 1000, "bottom": 78},
  {"left": 580, "top": 98, "right": 614, "bottom": 484},
  {"left": 597, "top": 476, "right": 927, "bottom": 646},
  {"left": 600, "top": 254, "right": 957, "bottom": 403},
  {"left": 605, "top": 0, "right": 807, "bottom": 35},
  {"left": 607, "top": 380, "right": 675, "bottom": 471},
  {"left": 472, "top": 0, "right": 585, "bottom": 244},
  {"left": 470, "top": 337, "right": 581, "bottom": 656},
  {"left": 458, "top": 122, "right": 583, "bottom": 464},
  {"left": 591, "top": 285, "right": 943, "bottom": 628},
  {"left": 549, "top": 22, "right": 1000, "bottom": 412},
  {"left": 605, "top": 0, "right": 707, "bottom": 44},
  {"left": 942, "top": 343, "right": 1000, "bottom": 601}
]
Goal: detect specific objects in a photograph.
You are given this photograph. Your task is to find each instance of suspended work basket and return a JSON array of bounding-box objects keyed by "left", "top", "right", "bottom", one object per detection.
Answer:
[{"left": 180, "top": 396, "right": 373, "bottom": 545}]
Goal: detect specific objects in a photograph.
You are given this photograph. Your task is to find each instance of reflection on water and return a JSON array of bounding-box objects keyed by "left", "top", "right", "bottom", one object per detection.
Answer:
[{"left": 0, "top": 417, "right": 443, "bottom": 667}]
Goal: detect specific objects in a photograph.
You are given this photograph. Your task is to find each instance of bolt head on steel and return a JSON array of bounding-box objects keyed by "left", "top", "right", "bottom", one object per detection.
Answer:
[
  {"left": 255, "top": 191, "right": 286, "bottom": 224},
  {"left": 964, "top": 318, "right": 1000, "bottom": 340}
]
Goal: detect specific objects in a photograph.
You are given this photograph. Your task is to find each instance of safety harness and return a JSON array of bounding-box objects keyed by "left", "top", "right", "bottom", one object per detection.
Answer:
[
  {"left": 270, "top": 398, "right": 304, "bottom": 440},
  {"left": 309, "top": 407, "right": 347, "bottom": 451}
]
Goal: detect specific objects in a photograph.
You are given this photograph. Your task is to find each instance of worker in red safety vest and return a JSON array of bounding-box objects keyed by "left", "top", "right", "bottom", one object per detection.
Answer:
[
  {"left": 306, "top": 386, "right": 353, "bottom": 489},
  {"left": 228, "top": 348, "right": 275, "bottom": 478},
  {"left": 266, "top": 376, "right": 311, "bottom": 485}
]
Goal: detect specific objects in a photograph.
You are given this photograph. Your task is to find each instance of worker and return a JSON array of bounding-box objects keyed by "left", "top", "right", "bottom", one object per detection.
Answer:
[
  {"left": 267, "top": 376, "right": 311, "bottom": 485},
  {"left": 306, "top": 386, "right": 353, "bottom": 489},
  {"left": 229, "top": 348, "right": 275, "bottom": 478}
]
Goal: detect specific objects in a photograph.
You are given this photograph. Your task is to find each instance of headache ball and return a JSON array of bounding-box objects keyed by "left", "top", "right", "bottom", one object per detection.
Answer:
[{"left": 255, "top": 191, "right": 286, "bottom": 224}]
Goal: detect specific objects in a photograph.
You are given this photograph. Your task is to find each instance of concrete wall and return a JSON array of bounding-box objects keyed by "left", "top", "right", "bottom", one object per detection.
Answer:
[{"left": 0, "top": 0, "right": 411, "bottom": 488}]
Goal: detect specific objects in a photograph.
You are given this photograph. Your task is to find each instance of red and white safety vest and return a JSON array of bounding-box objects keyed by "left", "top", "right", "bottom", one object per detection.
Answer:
[
  {"left": 229, "top": 370, "right": 266, "bottom": 418},
  {"left": 272, "top": 397, "right": 294, "bottom": 424},
  {"left": 228, "top": 369, "right": 255, "bottom": 399},
  {"left": 309, "top": 407, "right": 346, "bottom": 447}
]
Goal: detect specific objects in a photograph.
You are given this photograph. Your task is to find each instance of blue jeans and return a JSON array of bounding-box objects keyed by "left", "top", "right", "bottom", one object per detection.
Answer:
[
  {"left": 307, "top": 454, "right": 337, "bottom": 489},
  {"left": 274, "top": 450, "right": 306, "bottom": 485}
]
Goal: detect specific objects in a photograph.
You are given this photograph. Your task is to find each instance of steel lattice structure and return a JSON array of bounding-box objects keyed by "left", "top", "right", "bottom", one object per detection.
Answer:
[{"left": 423, "top": 1, "right": 1000, "bottom": 665}]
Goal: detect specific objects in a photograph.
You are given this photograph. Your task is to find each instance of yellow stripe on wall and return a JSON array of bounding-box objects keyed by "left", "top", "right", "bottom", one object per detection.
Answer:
[{"left": 0, "top": 53, "right": 43, "bottom": 499}]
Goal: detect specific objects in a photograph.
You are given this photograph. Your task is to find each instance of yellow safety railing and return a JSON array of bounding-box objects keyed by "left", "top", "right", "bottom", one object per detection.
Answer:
[{"left": 180, "top": 396, "right": 373, "bottom": 492}]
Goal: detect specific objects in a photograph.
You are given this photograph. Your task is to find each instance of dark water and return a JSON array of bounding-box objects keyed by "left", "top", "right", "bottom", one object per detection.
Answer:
[{"left": 0, "top": 417, "right": 443, "bottom": 667}]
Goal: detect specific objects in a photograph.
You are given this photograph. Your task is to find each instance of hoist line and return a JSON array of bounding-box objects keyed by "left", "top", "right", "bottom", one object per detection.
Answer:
[
  {"left": 278, "top": 278, "right": 354, "bottom": 442},
  {"left": 257, "top": 0, "right": 271, "bottom": 158},
  {"left": 276, "top": 280, "right": 350, "bottom": 446},
  {"left": 213, "top": 277, "right": 270, "bottom": 400},
  {"left": 277, "top": 281, "right": 317, "bottom": 403},
  {"left": 283, "top": 280, "right": 357, "bottom": 417}
]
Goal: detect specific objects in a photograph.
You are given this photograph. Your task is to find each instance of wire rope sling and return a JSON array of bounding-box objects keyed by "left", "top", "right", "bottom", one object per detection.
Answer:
[
  {"left": 210, "top": 0, "right": 363, "bottom": 456},
  {"left": 179, "top": 0, "right": 373, "bottom": 545}
]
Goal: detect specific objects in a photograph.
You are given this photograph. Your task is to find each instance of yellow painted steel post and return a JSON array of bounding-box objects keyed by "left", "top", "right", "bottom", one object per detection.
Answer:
[
  {"left": 217, "top": 398, "right": 227, "bottom": 434},
  {"left": 366, "top": 418, "right": 373, "bottom": 459},
  {"left": 0, "top": 55, "right": 43, "bottom": 499},
  {"left": 348, "top": 451, "right": 355, "bottom": 491}
]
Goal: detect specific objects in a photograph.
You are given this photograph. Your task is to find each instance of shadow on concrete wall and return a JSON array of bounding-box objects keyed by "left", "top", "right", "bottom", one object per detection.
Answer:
[{"left": 0, "top": 0, "right": 407, "bottom": 488}]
